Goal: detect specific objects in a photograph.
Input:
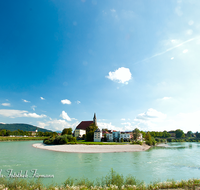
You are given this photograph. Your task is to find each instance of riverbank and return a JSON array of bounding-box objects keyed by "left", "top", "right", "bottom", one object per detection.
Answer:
[
  {"left": 32, "top": 143, "right": 150, "bottom": 153},
  {"left": 0, "top": 136, "right": 46, "bottom": 141}
]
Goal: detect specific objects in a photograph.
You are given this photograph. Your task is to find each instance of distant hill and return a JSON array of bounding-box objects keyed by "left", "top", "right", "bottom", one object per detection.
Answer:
[{"left": 0, "top": 123, "right": 52, "bottom": 132}]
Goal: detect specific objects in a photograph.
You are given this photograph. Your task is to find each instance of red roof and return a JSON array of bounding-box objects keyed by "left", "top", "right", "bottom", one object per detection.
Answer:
[{"left": 76, "top": 121, "right": 93, "bottom": 130}]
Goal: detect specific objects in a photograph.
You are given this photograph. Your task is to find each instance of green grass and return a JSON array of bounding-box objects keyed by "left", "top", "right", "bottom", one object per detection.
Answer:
[
  {"left": 0, "top": 136, "right": 47, "bottom": 141},
  {"left": 76, "top": 141, "right": 128, "bottom": 145},
  {"left": 0, "top": 169, "right": 200, "bottom": 190}
]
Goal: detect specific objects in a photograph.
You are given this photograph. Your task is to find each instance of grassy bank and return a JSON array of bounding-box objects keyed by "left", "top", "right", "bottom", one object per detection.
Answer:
[
  {"left": 0, "top": 137, "right": 47, "bottom": 141},
  {"left": 1, "top": 169, "right": 200, "bottom": 190},
  {"left": 76, "top": 140, "right": 128, "bottom": 145}
]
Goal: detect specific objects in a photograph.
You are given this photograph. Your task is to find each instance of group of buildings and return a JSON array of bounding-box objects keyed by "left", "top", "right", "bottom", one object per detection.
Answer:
[{"left": 74, "top": 113, "right": 142, "bottom": 142}]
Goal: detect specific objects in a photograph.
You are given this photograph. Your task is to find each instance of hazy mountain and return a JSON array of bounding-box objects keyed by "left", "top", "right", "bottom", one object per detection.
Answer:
[{"left": 0, "top": 123, "right": 52, "bottom": 132}]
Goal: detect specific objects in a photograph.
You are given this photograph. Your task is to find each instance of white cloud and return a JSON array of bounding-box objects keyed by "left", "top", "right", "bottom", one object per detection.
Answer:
[
  {"left": 1, "top": 103, "right": 10, "bottom": 107},
  {"left": 133, "top": 108, "right": 167, "bottom": 131},
  {"left": 121, "top": 118, "right": 126, "bottom": 121},
  {"left": 31, "top": 105, "right": 37, "bottom": 111},
  {"left": 98, "top": 122, "right": 116, "bottom": 130},
  {"left": 135, "top": 108, "right": 167, "bottom": 121},
  {"left": 171, "top": 57, "right": 174, "bottom": 60},
  {"left": 60, "top": 111, "right": 71, "bottom": 121},
  {"left": 0, "top": 109, "right": 46, "bottom": 118},
  {"left": 120, "top": 122, "right": 135, "bottom": 131},
  {"left": 76, "top": 101, "right": 81, "bottom": 104},
  {"left": 38, "top": 119, "right": 79, "bottom": 131},
  {"left": 106, "top": 67, "right": 132, "bottom": 84},
  {"left": 40, "top": 97, "right": 45, "bottom": 100},
  {"left": 22, "top": 99, "right": 30, "bottom": 103},
  {"left": 98, "top": 121, "right": 133, "bottom": 132},
  {"left": 61, "top": 99, "right": 71, "bottom": 105},
  {"left": 168, "top": 111, "right": 200, "bottom": 132},
  {"left": 183, "top": 49, "right": 188, "bottom": 53}
]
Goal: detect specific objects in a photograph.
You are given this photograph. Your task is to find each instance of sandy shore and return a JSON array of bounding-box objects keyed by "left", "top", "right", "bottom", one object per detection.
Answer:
[{"left": 32, "top": 143, "right": 151, "bottom": 153}]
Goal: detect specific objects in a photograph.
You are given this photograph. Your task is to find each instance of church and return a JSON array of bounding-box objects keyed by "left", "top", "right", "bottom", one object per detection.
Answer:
[{"left": 74, "top": 113, "right": 97, "bottom": 138}]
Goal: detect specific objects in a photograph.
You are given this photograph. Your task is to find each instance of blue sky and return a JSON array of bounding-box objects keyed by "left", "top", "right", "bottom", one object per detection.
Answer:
[{"left": 0, "top": 0, "right": 200, "bottom": 132}]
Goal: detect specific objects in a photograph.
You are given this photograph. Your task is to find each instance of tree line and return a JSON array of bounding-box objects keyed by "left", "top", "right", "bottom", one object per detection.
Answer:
[{"left": 0, "top": 129, "right": 57, "bottom": 137}]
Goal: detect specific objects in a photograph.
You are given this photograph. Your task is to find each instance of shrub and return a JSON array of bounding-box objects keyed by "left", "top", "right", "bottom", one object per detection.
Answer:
[
  {"left": 101, "top": 169, "right": 124, "bottom": 189},
  {"left": 43, "top": 135, "right": 77, "bottom": 145}
]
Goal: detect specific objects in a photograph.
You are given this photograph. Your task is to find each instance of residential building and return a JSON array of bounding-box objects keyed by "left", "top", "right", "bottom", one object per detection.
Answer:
[
  {"left": 119, "top": 132, "right": 131, "bottom": 142},
  {"left": 106, "top": 133, "right": 113, "bottom": 142},
  {"left": 94, "top": 128, "right": 102, "bottom": 142}
]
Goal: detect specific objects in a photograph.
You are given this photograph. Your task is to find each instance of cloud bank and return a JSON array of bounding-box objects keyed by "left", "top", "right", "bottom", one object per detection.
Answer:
[
  {"left": 38, "top": 119, "right": 79, "bottom": 131},
  {"left": 0, "top": 109, "right": 46, "bottom": 118}
]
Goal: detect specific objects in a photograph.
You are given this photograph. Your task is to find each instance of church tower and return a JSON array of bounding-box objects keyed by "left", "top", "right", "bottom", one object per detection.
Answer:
[{"left": 93, "top": 113, "right": 97, "bottom": 126}]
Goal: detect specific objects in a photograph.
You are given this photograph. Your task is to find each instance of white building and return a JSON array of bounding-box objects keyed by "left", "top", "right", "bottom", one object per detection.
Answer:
[
  {"left": 119, "top": 133, "right": 131, "bottom": 141},
  {"left": 74, "top": 128, "right": 87, "bottom": 138},
  {"left": 106, "top": 133, "right": 113, "bottom": 142},
  {"left": 94, "top": 128, "right": 102, "bottom": 142}
]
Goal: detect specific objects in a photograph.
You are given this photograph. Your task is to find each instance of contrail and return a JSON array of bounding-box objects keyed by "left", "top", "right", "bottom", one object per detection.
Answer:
[{"left": 138, "top": 37, "right": 196, "bottom": 63}]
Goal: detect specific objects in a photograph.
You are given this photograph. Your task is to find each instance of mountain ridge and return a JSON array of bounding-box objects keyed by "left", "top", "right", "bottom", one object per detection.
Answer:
[{"left": 0, "top": 123, "right": 52, "bottom": 132}]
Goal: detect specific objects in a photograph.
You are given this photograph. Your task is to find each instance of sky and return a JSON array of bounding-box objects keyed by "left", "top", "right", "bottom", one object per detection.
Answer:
[{"left": 0, "top": 0, "right": 200, "bottom": 133}]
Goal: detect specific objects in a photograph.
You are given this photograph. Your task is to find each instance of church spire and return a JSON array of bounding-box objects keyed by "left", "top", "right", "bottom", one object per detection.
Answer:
[{"left": 93, "top": 113, "right": 97, "bottom": 126}]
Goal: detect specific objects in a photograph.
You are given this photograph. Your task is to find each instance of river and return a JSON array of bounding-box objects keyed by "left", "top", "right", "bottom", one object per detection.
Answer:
[{"left": 0, "top": 141, "right": 200, "bottom": 185}]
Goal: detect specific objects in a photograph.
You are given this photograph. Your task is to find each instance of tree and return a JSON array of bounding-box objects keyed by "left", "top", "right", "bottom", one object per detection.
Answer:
[
  {"left": 175, "top": 129, "right": 185, "bottom": 138},
  {"left": 61, "top": 128, "right": 72, "bottom": 135},
  {"left": 145, "top": 132, "right": 152, "bottom": 146},
  {"left": 162, "top": 130, "right": 171, "bottom": 138},
  {"left": 133, "top": 128, "right": 140, "bottom": 141},
  {"left": 140, "top": 131, "right": 146, "bottom": 139},
  {"left": 86, "top": 123, "right": 98, "bottom": 141},
  {"left": 104, "top": 134, "right": 107, "bottom": 142},
  {"left": 0, "top": 129, "right": 7, "bottom": 136},
  {"left": 38, "top": 131, "right": 44, "bottom": 136},
  {"left": 195, "top": 132, "right": 200, "bottom": 138},
  {"left": 186, "top": 131, "right": 193, "bottom": 138}
]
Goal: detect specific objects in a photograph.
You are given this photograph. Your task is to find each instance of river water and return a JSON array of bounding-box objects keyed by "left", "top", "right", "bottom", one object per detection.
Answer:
[{"left": 0, "top": 141, "right": 200, "bottom": 185}]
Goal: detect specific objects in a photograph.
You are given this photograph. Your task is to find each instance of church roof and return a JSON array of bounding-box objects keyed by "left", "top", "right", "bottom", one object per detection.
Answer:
[{"left": 75, "top": 121, "right": 93, "bottom": 130}]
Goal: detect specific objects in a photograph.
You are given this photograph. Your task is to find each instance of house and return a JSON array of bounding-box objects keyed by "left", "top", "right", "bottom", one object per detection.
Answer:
[
  {"left": 113, "top": 131, "right": 121, "bottom": 142},
  {"left": 137, "top": 133, "right": 143, "bottom": 141},
  {"left": 74, "top": 113, "right": 97, "bottom": 138},
  {"left": 30, "top": 128, "right": 38, "bottom": 136},
  {"left": 105, "top": 131, "right": 132, "bottom": 142},
  {"left": 106, "top": 133, "right": 113, "bottom": 142},
  {"left": 119, "top": 132, "right": 131, "bottom": 142},
  {"left": 94, "top": 128, "right": 102, "bottom": 142}
]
